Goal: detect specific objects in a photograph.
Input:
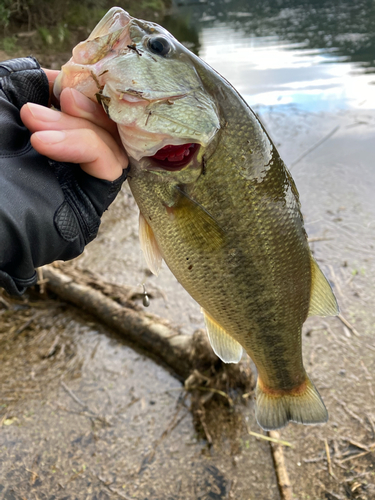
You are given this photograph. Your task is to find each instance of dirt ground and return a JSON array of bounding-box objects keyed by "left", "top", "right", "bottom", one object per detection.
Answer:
[{"left": 0, "top": 58, "right": 375, "bottom": 500}]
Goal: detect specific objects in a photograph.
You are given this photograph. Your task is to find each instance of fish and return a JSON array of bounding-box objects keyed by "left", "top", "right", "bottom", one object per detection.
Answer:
[{"left": 54, "top": 7, "right": 339, "bottom": 430}]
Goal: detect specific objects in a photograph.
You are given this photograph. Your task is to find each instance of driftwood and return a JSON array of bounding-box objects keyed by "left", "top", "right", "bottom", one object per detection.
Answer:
[
  {"left": 41, "top": 264, "right": 254, "bottom": 394},
  {"left": 43, "top": 265, "right": 191, "bottom": 378},
  {"left": 269, "top": 430, "right": 294, "bottom": 500}
]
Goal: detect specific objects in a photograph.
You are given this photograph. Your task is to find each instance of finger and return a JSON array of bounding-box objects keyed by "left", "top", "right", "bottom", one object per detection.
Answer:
[
  {"left": 30, "top": 128, "right": 128, "bottom": 181},
  {"left": 60, "top": 87, "right": 120, "bottom": 140},
  {"left": 20, "top": 102, "right": 124, "bottom": 161},
  {"left": 42, "top": 69, "right": 61, "bottom": 107},
  {"left": 42, "top": 68, "right": 60, "bottom": 85}
]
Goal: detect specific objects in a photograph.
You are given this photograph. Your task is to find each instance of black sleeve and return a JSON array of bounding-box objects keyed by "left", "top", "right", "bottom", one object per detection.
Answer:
[{"left": 0, "top": 57, "right": 128, "bottom": 295}]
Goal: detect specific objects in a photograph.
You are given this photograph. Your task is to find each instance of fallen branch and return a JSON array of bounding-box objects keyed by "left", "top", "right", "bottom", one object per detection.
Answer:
[
  {"left": 42, "top": 265, "right": 192, "bottom": 379},
  {"left": 324, "top": 438, "right": 335, "bottom": 477},
  {"left": 339, "top": 446, "right": 375, "bottom": 464},
  {"left": 41, "top": 264, "right": 254, "bottom": 394},
  {"left": 248, "top": 430, "right": 294, "bottom": 448},
  {"left": 337, "top": 314, "right": 360, "bottom": 337},
  {"left": 269, "top": 430, "right": 294, "bottom": 500}
]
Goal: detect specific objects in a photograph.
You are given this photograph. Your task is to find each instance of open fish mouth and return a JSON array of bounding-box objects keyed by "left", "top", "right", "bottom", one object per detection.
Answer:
[{"left": 148, "top": 143, "right": 200, "bottom": 171}]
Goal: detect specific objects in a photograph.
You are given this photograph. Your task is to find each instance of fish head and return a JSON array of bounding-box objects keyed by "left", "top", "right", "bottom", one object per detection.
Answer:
[{"left": 54, "top": 7, "right": 220, "bottom": 179}]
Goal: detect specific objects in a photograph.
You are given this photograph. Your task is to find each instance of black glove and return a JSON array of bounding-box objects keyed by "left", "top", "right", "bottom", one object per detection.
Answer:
[{"left": 0, "top": 57, "right": 128, "bottom": 295}]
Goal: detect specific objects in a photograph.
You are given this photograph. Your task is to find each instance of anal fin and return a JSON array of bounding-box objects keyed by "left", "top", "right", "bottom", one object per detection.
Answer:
[
  {"left": 308, "top": 257, "right": 339, "bottom": 317},
  {"left": 202, "top": 308, "right": 243, "bottom": 363},
  {"left": 139, "top": 212, "right": 163, "bottom": 276}
]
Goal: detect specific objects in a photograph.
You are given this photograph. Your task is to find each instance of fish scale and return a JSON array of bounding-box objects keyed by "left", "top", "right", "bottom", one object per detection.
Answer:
[{"left": 55, "top": 7, "right": 339, "bottom": 430}]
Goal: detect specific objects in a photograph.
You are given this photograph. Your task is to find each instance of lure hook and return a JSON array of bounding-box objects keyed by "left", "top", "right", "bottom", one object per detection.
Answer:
[{"left": 139, "top": 283, "right": 150, "bottom": 307}]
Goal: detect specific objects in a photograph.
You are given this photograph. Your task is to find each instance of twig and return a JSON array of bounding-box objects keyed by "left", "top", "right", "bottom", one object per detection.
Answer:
[
  {"left": 327, "top": 265, "right": 345, "bottom": 303},
  {"left": 324, "top": 438, "right": 335, "bottom": 477},
  {"left": 333, "top": 396, "right": 366, "bottom": 427},
  {"left": 268, "top": 430, "right": 293, "bottom": 500},
  {"left": 23, "top": 466, "right": 39, "bottom": 486},
  {"left": 0, "top": 295, "right": 10, "bottom": 309},
  {"left": 333, "top": 460, "right": 348, "bottom": 470},
  {"left": 339, "top": 447, "right": 374, "bottom": 464},
  {"left": 366, "top": 413, "right": 375, "bottom": 437},
  {"left": 13, "top": 311, "right": 43, "bottom": 337},
  {"left": 323, "top": 490, "right": 344, "bottom": 500},
  {"left": 43, "top": 334, "right": 60, "bottom": 358},
  {"left": 197, "top": 408, "right": 213, "bottom": 445},
  {"left": 321, "top": 321, "right": 350, "bottom": 349},
  {"left": 185, "top": 385, "right": 234, "bottom": 407},
  {"left": 303, "top": 455, "right": 325, "bottom": 463},
  {"left": 37, "top": 267, "right": 48, "bottom": 294},
  {"left": 308, "top": 236, "right": 334, "bottom": 243},
  {"left": 337, "top": 314, "right": 360, "bottom": 337},
  {"left": 242, "top": 391, "right": 254, "bottom": 399},
  {"left": 97, "top": 475, "right": 133, "bottom": 499},
  {"left": 342, "top": 471, "right": 375, "bottom": 482},
  {"left": 289, "top": 125, "right": 340, "bottom": 169},
  {"left": 248, "top": 430, "right": 294, "bottom": 448},
  {"left": 0, "top": 414, "right": 8, "bottom": 427},
  {"left": 347, "top": 439, "right": 371, "bottom": 452},
  {"left": 60, "top": 381, "right": 88, "bottom": 410}
]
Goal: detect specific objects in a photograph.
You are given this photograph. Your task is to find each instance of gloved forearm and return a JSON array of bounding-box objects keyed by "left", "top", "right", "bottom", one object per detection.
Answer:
[{"left": 0, "top": 57, "right": 127, "bottom": 295}]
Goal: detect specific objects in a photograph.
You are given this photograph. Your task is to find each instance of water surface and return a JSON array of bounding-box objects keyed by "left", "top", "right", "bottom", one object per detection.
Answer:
[{"left": 164, "top": 0, "right": 375, "bottom": 111}]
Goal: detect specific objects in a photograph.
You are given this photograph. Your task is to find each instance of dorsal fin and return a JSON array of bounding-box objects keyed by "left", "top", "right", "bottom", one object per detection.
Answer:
[
  {"left": 201, "top": 308, "right": 243, "bottom": 363},
  {"left": 139, "top": 212, "right": 163, "bottom": 276},
  {"left": 308, "top": 257, "right": 339, "bottom": 317}
]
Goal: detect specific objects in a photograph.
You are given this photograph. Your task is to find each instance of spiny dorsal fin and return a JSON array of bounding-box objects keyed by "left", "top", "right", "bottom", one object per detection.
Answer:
[
  {"left": 201, "top": 308, "right": 243, "bottom": 363},
  {"left": 308, "top": 257, "right": 339, "bottom": 317},
  {"left": 139, "top": 212, "right": 163, "bottom": 276}
]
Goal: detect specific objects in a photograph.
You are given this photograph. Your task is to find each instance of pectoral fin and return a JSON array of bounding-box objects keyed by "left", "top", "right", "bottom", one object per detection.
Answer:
[
  {"left": 308, "top": 257, "right": 339, "bottom": 317},
  {"left": 139, "top": 212, "right": 163, "bottom": 276},
  {"left": 202, "top": 308, "right": 243, "bottom": 363},
  {"left": 172, "top": 187, "right": 226, "bottom": 251}
]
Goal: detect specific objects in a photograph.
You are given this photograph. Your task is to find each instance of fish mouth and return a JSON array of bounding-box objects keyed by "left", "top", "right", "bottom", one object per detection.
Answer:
[{"left": 148, "top": 143, "right": 200, "bottom": 171}]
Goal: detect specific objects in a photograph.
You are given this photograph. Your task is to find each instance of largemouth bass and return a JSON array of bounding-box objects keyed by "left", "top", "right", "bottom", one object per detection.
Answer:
[{"left": 55, "top": 7, "right": 339, "bottom": 430}]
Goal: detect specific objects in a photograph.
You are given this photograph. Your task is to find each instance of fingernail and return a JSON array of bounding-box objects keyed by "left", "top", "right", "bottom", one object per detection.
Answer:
[
  {"left": 34, "top": 130, "right": 66, "bottom": 143},
  {"left": 27, "top": 103, "right": 62, "bottom": 122},
  {"left": 70, "top": 88, "right": 97, "bottom": 113}
]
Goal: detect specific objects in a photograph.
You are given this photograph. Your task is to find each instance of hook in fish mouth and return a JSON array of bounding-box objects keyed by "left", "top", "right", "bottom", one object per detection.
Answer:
[{"left": 148, "top": 143, "right": 200, "bottom": 171}]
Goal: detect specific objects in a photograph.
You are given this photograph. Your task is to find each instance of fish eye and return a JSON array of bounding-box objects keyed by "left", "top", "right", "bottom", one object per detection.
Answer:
[{"left": 147, "top": 36, "right": 171, "bottom": 56}]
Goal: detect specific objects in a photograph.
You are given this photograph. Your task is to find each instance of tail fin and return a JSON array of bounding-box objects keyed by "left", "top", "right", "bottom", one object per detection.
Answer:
[{"left": 255, "top": 376, "right": 328, "bottom": 431}]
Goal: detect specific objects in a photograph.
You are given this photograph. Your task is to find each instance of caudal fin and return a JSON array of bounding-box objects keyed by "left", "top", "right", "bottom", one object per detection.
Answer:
[{"left": 255, "top": 376, "right": 328, "bottom": 431}]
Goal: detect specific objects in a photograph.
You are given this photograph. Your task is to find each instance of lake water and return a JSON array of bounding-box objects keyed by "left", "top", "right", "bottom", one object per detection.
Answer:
[{"left": 163, "top": 0, "right": 375, "bottom": 112}]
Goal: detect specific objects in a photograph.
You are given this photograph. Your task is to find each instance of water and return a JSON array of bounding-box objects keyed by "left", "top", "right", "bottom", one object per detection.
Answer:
[{"left": 163, "top": 0, "right": 375, "bottom": 112}]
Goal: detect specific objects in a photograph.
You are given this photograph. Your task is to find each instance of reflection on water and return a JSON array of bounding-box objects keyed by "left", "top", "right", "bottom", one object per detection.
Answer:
[{"left": 163, "top": 0, "right": 375, "bottom": 111}]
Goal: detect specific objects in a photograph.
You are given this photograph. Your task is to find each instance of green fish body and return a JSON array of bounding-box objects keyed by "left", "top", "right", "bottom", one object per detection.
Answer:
[{"left": 55, "top": 7, "right": 339, "bottom": 430}]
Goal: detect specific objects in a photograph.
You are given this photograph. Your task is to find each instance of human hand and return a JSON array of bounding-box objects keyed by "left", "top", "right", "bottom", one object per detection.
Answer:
[
  {"left": 0, "top": 58, "right": 129, "bottom": 296},
  {"left": 20, "top": 69, "right": 128, "bottom": 181}
]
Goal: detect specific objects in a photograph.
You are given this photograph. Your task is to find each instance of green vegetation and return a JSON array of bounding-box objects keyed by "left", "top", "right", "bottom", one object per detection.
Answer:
[
  {"left": 1, "top": 35, "right": 16, "bottom": 52},
  {"left": 0, "top": 0, "right": 171, "bottom": 56}
]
